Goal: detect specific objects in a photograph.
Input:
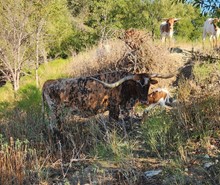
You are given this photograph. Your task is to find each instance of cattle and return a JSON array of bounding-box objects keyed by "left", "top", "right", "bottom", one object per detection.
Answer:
[
  {"left": 202, "top": 18, "right": 220, "bottom": 48},
  {"left": 133, "top": 88, "right": 176, "bottom": 118},
  {"left": 42, "top": 71, "right": 174, "bottom": 129},
  {"left": 160, "top": 18, "right": 180, "bottom": 47},
  {"left": 144, "top": 88, "right": 175, "bottom": 113}
]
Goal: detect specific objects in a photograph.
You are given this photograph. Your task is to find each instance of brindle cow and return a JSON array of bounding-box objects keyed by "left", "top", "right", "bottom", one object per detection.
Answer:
[{"left": 42, "top": 71, "right": 174, "bottom": 128}]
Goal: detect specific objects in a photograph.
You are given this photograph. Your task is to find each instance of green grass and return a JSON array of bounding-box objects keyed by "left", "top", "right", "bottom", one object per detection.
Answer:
[
  {"left": 21, "top": 58, "right": 72, "bottom": 88},
  {"left": 193, "top": 62, "right": 214, "bottom": 84},
  {"left": 141, "top": 110, "right": 174, "bottom": 158},
  {"left": 0, "top": 58, "right": 71, "bottom": 105}
]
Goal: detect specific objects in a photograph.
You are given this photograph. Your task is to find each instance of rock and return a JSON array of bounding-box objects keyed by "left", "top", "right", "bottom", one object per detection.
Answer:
[
  {"left": 144, "top": 169, "right": 162, "bottom": 178},
  {"left": 204, "top": 162, "right": 214, "bottom": 169}
]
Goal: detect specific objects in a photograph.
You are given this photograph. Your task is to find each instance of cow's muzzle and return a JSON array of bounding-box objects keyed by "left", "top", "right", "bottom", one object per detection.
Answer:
[{"left": 140, "top": 100, "right": 148, "bottom": 105}]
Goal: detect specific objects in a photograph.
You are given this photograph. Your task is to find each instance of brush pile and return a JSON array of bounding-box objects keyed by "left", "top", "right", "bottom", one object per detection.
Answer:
[{"left": 71, "top": 29, "right": 177, "bottom": 80}]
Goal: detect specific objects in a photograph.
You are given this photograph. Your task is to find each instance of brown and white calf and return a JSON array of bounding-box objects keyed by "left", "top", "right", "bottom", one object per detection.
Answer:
[
  {"left": 133, "top": 88, "right": 175, "bottom": 117},
  {"left": 144, "top": 88, "right": 175, "bottom": 113},
  {"left": 160, "top": 18, "right": 180, "bottom": 47},
  {"left": 203, "top": 18, "right": 220, "bottom": 48}
]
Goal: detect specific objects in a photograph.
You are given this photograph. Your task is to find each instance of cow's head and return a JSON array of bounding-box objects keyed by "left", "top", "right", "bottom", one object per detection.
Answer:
[
  {"left": 164, "top": 18, "right": 180, "bottom": 31},
  {"left": 211, "top": 18, "right": 219, "bottom": 31},
  {"left": 90, "top": 72, "right": 174, "bottom": 104},
  {"left": 134, "top": 72, "right": 175, "bottom": 104},
  {"left": 129, "top": 73, "right": 158, "bottom": 104}
]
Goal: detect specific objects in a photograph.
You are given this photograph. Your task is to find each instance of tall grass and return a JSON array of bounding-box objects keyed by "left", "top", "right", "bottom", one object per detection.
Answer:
[{"left": 0, "top": 136, "right": 40, "bottom": 185}]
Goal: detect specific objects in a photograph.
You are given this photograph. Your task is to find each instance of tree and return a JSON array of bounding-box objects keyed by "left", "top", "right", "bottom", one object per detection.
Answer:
[
  {"left": 0, "top": 0, "right": 73, "bottom": 91},
  {"left": 31, "top": 0, "right": 73, "bottom": 87},
  {"left": 0, "top": 0, "right": 35, "bottom": 92},
  {"left": 192, "top": 0, "right": 220, "bottom": 14}
]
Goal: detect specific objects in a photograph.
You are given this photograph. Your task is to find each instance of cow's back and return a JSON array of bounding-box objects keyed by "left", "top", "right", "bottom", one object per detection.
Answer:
[
  {"left": 42, "top": 72, "right": 131, "bottom": 117},
  {"left": 203, "top": 18, "right": 216, "bottom": 35}
]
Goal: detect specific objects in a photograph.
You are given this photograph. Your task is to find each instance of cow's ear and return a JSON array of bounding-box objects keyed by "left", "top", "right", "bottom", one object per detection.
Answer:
[
  {"left": 150, "top": 79, "right": 158, "bottom": 84},
  {"left": 174, "top": 18, "right": 180, "bottom": 22}
]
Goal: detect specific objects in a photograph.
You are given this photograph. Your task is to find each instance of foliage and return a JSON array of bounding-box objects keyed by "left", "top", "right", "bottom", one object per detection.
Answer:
[
  {"left": 193, "top": 62, "right": 215, "bottom": 84},
  {"left": 192, "top": 0, "right": 220, "bottom": 14},
  {"left": 0, "top": 137, "right": 39, "bottom": 184},
  {"left": 141, "top": 110, "right": 174, "bottom": 158},
  {"left": 71, "top": 0, "right": 204, "bottom": 41},
  {"left": 56, "top": 29, "right": 98, "bottom": 57},
  {"left": 0, "top": 0, "right": 73, "bottom": 92},
  {"left": 174, "top": 3, "right": 204, "bottom": 41},
  {"left": 43, "top": 0, "right": 73, "bottom": 57}
]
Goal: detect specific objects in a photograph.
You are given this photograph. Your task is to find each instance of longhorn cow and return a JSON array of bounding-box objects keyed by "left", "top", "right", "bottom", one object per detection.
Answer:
[{"left": 42, "top": 71, "right": 174, "bottom": 128}]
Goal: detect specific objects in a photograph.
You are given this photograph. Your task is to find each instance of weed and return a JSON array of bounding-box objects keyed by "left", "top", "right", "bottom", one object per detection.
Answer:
[
  {"left": 141, "top": 110, "right": 174, "bottom": 158},
  {"left": 0, "top": 137, "right": 38, "bottom": 184},
  {"left": 193, "top": 62, "right": 214, "bottom": 84}
]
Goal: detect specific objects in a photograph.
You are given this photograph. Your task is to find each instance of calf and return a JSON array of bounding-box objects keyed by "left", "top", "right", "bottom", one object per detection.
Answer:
[
  {"left": 133, "top": 88, "right": 175, "bottom": 117},
  {"left": 203, "top": 18, "right": 220, "bottom": 48},
  {"left": 160, "top": 18, "right": 180, "bottom": 47},
  {"left": 144, "top": 88, "right": 175, "bottom": 113}
]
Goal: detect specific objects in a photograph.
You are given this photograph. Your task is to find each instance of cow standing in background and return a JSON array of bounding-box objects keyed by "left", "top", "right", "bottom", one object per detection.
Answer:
[
  {"left": 160, "top": 18, "right": 180, "bottom": 48},
  {"left": 203, "top": 18, "right": 220, "bottom": 49}
]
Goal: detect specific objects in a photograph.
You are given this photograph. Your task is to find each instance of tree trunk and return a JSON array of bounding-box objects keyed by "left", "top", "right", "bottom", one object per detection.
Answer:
[
  {"left": 12, "top": 75, "right": 20, "bottom": 92},
  {"left": 42, "top": 48, "right": 48, "bottom": 63},
  {"left": 36, "top": 36, "right": 39, "bottom": 88}
]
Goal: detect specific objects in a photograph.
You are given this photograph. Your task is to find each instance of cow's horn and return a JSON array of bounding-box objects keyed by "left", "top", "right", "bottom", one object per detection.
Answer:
[
  {"left": 90, "top": 75, "right": 135, "bottom": 88},
  {"left": 148, "top": 73, "right": 175, "bottom": 79}
]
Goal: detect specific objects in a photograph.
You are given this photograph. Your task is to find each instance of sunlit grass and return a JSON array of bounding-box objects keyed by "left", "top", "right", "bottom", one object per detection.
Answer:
[
  {"left": 0, "top": 58, "right": 71, "bottom": 105},
  {"left": 193, "top": 62, "right": 214, "bottom": 84}
]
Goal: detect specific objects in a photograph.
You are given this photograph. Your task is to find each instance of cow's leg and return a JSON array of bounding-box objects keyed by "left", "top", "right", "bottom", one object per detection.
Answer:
[
  {"left": 109, "top": 105, "right": 120, "bottom": 121},
  {"left": 161, "top": 36, "right": 165, "bottom": 44},
  {"left": 42, "top": 93, "right": 65, "bottom": 140},
  {"left": 214, "top": 37, "right": 218, "bottom": 49},
  {"left": 109, "top": 104, "right": 128, "bottom": 136},
  {"left": 209, "top": 36, "right": 214, "bottom": 48},
  {"left": 202, "top": 31, "right": 206, "bottom": 49},
  {"left": 43, "top": 92, "right": 57, "bottom": 125}
]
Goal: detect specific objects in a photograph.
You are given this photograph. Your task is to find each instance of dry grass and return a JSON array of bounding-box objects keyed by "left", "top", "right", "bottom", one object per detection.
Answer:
[
  {"left": 0, "top": 137, "right": 38, "bottom": 185},
  {"left": 69, "top": 38, "right": 127, "bottom": 77},
  {"left": 69, "top": 29, "right": 178, "bottom": 79}
]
